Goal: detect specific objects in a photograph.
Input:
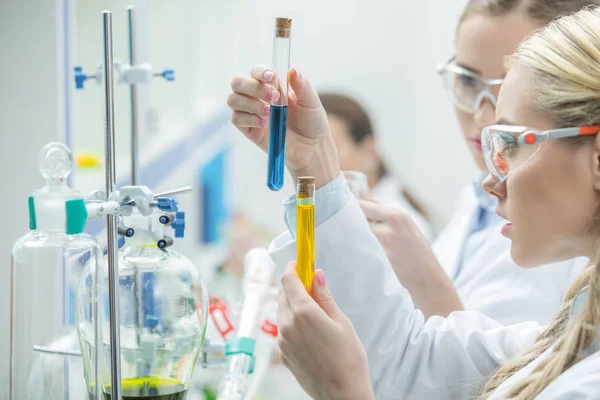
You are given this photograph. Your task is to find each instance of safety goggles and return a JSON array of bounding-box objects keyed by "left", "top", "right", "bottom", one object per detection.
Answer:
[
  {"left": 481, "top": 124, "right": 600, "bottom": 182},
  {"left": 437, "top": 57, "right": 503, "bottom": 113}
]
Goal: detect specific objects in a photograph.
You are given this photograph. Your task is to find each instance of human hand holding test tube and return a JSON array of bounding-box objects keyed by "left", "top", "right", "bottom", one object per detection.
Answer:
[
  {"left": 228, "top": 20, "right": 339, "bottom": 190},
  {"left": 277, "top": 263, "right": 374, "bottom": 400}
]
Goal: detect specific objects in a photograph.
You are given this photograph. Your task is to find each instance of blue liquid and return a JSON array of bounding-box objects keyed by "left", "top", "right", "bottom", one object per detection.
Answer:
[{"left": 266, "top": 105, "right": 288, "bottom": 191}]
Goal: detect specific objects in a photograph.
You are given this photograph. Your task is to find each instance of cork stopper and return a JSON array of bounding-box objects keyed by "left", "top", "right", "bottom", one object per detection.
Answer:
[
  {"left": 275, "top": 18, "right": 292, "bottom": 38},
  {"left": 297, "top": 176, "right": 315, "bottom": 197}
]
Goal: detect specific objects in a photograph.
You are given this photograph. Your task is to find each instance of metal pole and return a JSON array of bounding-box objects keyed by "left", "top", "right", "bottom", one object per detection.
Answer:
[
  {"left": 126, "top": 6, "right": 144, "bottom": 371},
  {"left": 101, "top": 10, "right": 122, "bottom": 400},
  {"left": 153, "top": 186, "right": 193, "bottom": 198},
  {"left": 127, "top": 6, "right": 140, "bottom": 185}
]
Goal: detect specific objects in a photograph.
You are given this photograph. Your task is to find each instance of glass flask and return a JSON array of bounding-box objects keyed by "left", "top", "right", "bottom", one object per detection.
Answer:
[
  {"left": 27, "top": 329, "right": 89, "bottom": 399},
  {"left": 78, "top": 205, "right": 209, "bottom": 399},
  {"left": 10, "top": 142, "right": 98, "bottom": 399}
]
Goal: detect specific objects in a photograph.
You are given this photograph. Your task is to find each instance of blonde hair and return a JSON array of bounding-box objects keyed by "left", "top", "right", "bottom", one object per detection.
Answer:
[
  {"left": 459, "top": 0, "right": 600, "bottom": 27},
  {"left": 478, "top": 6, "right": 600, "bottom": 399}
]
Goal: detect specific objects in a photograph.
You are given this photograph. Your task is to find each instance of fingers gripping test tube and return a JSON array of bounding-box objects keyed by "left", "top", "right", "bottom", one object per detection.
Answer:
[
  {"left": 296, "top": 177, "right": 315, "bottom": 292},
  {"left": 266, "top": 17, "right": 292, "bottom": 191}
]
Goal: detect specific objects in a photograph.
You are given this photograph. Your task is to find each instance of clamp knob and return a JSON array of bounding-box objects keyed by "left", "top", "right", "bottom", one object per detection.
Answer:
[
  {"left": 155, "top": 197, "right": 178, "bottom": 212},
  {"left": 157, "top": 236, "right": 174, "bottom": 249},
  {"left": 74, "top": 66, "right": 95, "bottom": 89},
  {"left": 118, "top": 226, "right": 135, "bottom": 237},
  {"left": 154, "top": 68, "right": 175, "bottom": 81},
  {"left": 171, "top": 211, "right": 186, "bottom": 238}
]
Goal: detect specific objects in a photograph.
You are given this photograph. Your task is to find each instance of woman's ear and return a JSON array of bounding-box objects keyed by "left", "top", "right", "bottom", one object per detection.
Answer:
[
  {"left": 593, "top": 153, "right": 600, "bottom": 191},
  {"left": 592, "top": 135, "right": 600, "bottom": 191}
]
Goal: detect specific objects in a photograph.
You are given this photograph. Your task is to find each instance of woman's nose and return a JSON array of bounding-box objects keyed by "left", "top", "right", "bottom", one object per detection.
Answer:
[
  {"left": 482, "top": 173, "right": 506, "bottom": 200},
  {"left": 473, "top": 96, "right": 496, "bottom": 128}
]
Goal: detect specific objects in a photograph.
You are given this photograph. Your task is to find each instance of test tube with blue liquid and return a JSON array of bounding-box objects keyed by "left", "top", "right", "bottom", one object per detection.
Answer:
[{"left": 266, "top": 17, "right": 292, "bottom": 191}]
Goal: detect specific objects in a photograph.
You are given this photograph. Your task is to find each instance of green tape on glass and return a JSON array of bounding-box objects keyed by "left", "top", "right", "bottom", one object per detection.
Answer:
[
  {"left": 65, "top": 198, "right": 88, "bottom": 234},
  {"left": 225, "top": 336, "right": 256, "bottom": 356},
  {"left": 28, "top": 196, "right": 36, "bottom": 230},
  {"left": 249, "top": 355, "right": 256, "bottom": 374}
]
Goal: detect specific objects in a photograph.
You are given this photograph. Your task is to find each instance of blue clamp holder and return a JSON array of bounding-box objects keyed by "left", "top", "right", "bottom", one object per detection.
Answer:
[
  {"left": 171, "top": 211, "right": 186, "bottom": 238},
  {"left": 154, "top": 68, "right": 175, "bottom": 81},
  {"left": 74, "top": 66, "right": 89, "bottom": 89},
  {"left": 155, "top": 197, "right": 178, "bottom": 212}
]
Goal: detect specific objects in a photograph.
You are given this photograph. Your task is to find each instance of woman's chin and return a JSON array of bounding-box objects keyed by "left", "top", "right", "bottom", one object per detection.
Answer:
[{"left": 510, "top": 245, "right": 542, "bottom": 269}]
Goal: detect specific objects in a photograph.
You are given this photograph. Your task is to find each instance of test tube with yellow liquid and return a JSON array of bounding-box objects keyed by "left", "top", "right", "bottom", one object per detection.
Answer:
[{"left": 296, "top": 177, "right": 315, "bottom": 292}]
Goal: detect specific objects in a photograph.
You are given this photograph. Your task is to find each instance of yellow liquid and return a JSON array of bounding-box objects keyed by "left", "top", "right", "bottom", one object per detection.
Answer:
[
  {"left": 100, "top": 376, "right": 187, "bottom": 400},
  {"left": 296, "top": 203, "right": 315, "bottom": 292}
]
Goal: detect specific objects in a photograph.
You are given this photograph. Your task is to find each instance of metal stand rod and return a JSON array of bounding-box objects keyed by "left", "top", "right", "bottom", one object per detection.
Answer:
[
  {"left": 102, "top": 10, "right": 122, "bottom": 400},
  {"left": 127, "top": 6, "right": 140, "bottom": 186},
  {"left": 126, "top": 6, "right": 145, "bottom": 370},
  {"left": 153, "top": 186, "right": 193, "bottom": 198}
]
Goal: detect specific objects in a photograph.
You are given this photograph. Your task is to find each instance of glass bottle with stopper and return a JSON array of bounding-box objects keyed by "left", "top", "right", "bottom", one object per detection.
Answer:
[{"left": 10, "top": 142, "right": 98, "bottom": 399}]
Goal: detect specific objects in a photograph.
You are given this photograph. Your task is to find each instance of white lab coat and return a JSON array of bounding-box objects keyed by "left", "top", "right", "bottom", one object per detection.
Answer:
[
  {"left": 370, "top": 175, "right": 433, "bottom": 241},
  {"left": 269, "top": 197, "right": 600, "bottom": 399},
  {"left": 433, "top": 182, "right": 588, "bottom": 325}
]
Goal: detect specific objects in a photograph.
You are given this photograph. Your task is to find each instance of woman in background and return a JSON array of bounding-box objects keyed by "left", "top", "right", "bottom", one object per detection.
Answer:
[{"left": 319, "top": 93, "right": 432, "bottom": 240}]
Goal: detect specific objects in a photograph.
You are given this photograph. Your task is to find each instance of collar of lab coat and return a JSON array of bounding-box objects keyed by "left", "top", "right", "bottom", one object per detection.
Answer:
[
  {"left": 432, "top": 174, "right": 495, "bottom": 277},
  {"left": 568, "top": 286, "right": 600, "bottom": 358},
  {"left": 570, "top": 286, "right": 589, "bottom": 320}
]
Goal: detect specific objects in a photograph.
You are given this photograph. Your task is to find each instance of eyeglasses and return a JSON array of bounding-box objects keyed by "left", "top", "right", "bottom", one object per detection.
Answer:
[
  {"left": 481, "top": 124, "right": 600, "bottom": 182},
  {"left": 437, "top": 58, "right": 503, "bottom": 113}
]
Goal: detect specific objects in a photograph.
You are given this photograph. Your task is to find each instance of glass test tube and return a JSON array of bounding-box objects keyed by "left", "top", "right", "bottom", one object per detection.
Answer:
[
  {"left": 266, "top": 17, "right": 292, "bottom": 191},
  {"left": 296, "top": 177, "right": 315, "bottom": 292}
]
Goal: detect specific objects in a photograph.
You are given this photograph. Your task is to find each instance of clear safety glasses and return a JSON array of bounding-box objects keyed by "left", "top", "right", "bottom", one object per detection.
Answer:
[
  {"left": 481, "top": 124, "right": 600, "bottom": 182},
  {"left": 437, "top": 57, "right": 503, "bottom": 113}
]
